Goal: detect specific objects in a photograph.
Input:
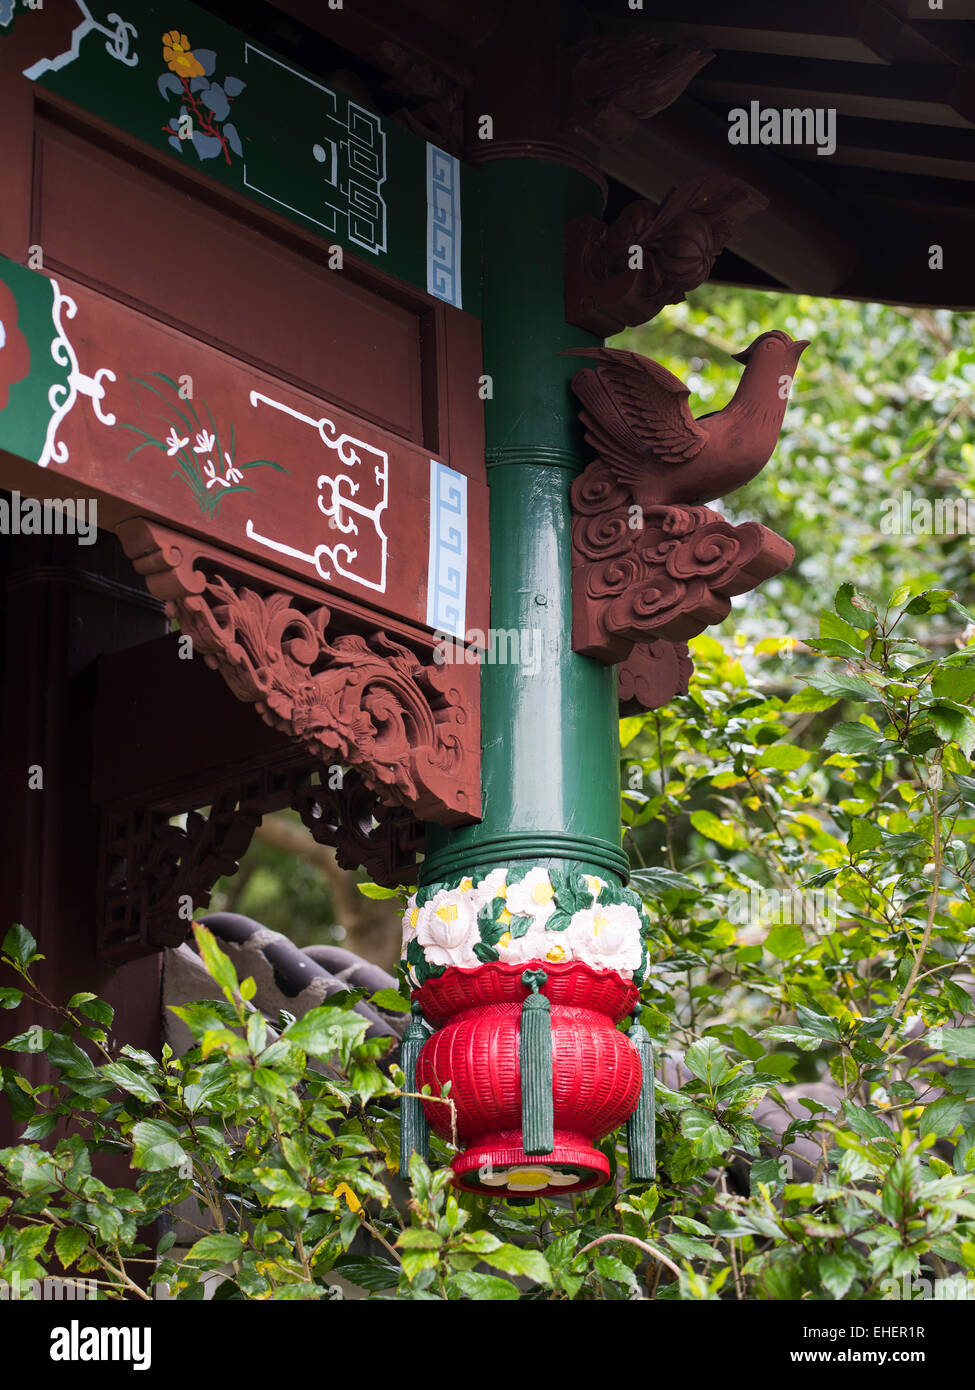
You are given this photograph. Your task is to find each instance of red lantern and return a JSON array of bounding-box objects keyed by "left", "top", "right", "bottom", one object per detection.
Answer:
[{"left": 413, "top": 960, "right": 642, "bottom": 1196}]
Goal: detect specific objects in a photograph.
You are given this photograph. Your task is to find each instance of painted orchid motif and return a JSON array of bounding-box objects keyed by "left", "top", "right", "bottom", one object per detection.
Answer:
[
  {"left": 165, "top": 427, "right": 189, "bottom": 456},
  {"left": 0, "top": 276, "right": 31, "bottom": 414},
  {"left": 120, "top": 372, "right": 286, "bottom": 517}
]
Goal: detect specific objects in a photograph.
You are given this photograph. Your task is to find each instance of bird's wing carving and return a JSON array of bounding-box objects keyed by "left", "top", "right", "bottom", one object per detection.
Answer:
[{"left": 567, "top": 348, "right": 709, "bottom": 490}]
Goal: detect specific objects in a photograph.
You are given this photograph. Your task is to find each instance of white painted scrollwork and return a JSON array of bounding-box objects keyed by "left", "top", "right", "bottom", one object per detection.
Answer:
[
  {"left": 22, "top": 1, "right": 138, "bottom": 80},
  {"left": 37, "top": 280, "right": 117, "bottom": 470},
  {"left": 246, "top": 389, "right": 388, "bottom": 593}
]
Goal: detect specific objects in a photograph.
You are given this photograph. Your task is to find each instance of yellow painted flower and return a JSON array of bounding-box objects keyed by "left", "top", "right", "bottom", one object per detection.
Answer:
[
  {"left": 458, "top": 876, "right": 474, "bottom": 893},
  {"left": 408, "top": 907, "right": 419, "bottom": 930},
  {"left": 546, "top": 944, "right": 567, "bottom": 963},
  {"left": 532, "top": 879, "right": 555, "bottom": 906},
  {"left": 498, "top": 908, "right": 512, "bottom": 927},
  {"left": 435, "top": 902, "right": 459, "bottom": 924},
  {"left": 163, "top": 30, "right": 205, "bottom": 78},
  {"left": 498, "top": 932, "right": 512, "bottom": 949},
  {"left": 584, "top": 874, "right": 604, "bottom": 896}
]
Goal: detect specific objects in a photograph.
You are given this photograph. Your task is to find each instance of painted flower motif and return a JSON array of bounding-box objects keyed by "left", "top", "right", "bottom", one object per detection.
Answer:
[
  {"left": 165, "top": 427, "right": 188, "bottom": 457},
  {"left": 163, "top": 31, "right": 206, "bottom": 79},
  {"left": 566, "top": 902, "right": 643, "bottom": 975},
  {"left": 479, "top": 1165, "right": 578, "bottom": 1193},
  {"left": 0, "top": 277, "right": 31, "bottom": 414},
  {"left": 223, "top": 453, "right": 243, "bottom": 485},
  {"left": 504, "top": 867, "right": 557, "bottom": 927},
  {"left": 193, "top": 429, "right": 216, "bottom": 455},
  {"left": 202, "top": 458, "right": 225, "bottom": 489},
  {"left": 416, "top": 888, "right": 480, "bottom": 968}
]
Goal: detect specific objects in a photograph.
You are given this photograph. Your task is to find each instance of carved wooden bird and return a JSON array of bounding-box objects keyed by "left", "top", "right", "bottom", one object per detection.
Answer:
[{"left": 566, "top": 333, "right": 808, "bottom": 508}]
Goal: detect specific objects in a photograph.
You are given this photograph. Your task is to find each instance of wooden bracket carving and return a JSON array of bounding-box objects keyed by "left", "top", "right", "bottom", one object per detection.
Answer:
[
  {"left": 565, "top": 34, "right": 713, "bottom": 144},
  {"left": 99, "top": 779, "right": 274, "bottom": 963},
  {"left": 294, "top": 768, "right": 423, "bottom": 889},
  {"left": 377, "top": 41, "right": 465, "bottom": 152},
  {"left": 566, "top": 177, "right": 767, "bottom": 337},
  {"left": 618, "top": 641, "right": 693, "bottom": 717},
  {"left": 98, "top": 763, "right": 425, "bottom": 962},
  {"left": 116, "top": 519, "right": 481, "bottom": 827},
  {"left": 567, "top": 345, "right": 801, "bottom": 711}
]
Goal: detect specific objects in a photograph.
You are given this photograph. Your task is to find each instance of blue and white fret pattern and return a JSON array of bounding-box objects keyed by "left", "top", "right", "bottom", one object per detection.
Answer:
[
  {"left": 426, "top": 460, "right": 468, "bottom": 640},
  {"left": 426, "top": 145, "right": 462, "bottom": 309}
]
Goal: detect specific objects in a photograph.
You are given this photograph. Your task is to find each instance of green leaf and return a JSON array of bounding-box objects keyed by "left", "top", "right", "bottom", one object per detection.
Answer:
[
  {"left": 757, "top": 744, "right": 810, "bottom": 771},
  {"left": 689, "top": 810, "right": 742, "bottom": 849},
  {"left": 921, "top": 1095, "right": 967, "bottom": 1139},
  {"left": 843, "top": 1102, "right": 892, "bottom": 1143},
  {"left": 99, "top": 1061, "right": 162, "bottom": 1104},
  {"left": 486, "top": 1244, "right": 552, "bottom": 1285},
  {"left": 805, "top": 673, "right": 878, "bottom": 702},
  {"left": 684, "top": 1037, "right": 731, "bottom": 1088},
  {"left": 2, "top": 924, "right": 39, "bottom": 969},
  {"left": 680, "top": 1107, "right": 733, "bottom": 1159},
  {"left": 819, "top": 1252, "right": 857, "bottom": 1299},
  {"left": 281, "top": 1006, "right": 369, "bottom": 1058},
  {"left": 849, "top": 820, "right": 882, "bottom": 857},
  {"left": 926, "top": 702, "right": 975, "bottom": 755},
  {"left": 332, "top": 1256, "right": 399, "bottom": 1291},
  {"left": 131, "top": 1119, "right": 189, "bottom": 1171},
  {"left": 356, "top": 882, "right": 401, "bottom": 899},
  {"left": 931, "top": 1027, "right": 975, "bottom": 1060},
  {"left": 68, "top": 994, "right": 114, "bottom": 1027},
  {"left": 764, "top": 924, "right": 805, "bottom": 959},
  {"left": 368, "top": 989, "right": 411, "bottom": 1014},
  {"left": 185, "top": 1233, "right": 243, "bottom": 1265},
  {"left": 446, "top": 1271, "right": 520, "bottom": 1300},
  {"left": 0, "top": 988, "right": 23, "bottom": 1009},
  {"left": 192, "top": 923, "right": 239, "bottom": 999},
  {"left": 822, "top": 722, "right": 884, "bottom": 754},
  {"left": 54, "top": 1227, "right": 89, "bottom": 1269},
  {"left": 834, "top": 583, "right": 876, "bottom": 632}
]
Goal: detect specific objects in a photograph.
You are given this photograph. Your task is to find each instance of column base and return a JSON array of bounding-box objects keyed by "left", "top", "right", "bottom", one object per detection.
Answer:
[{"left": 452, "top": 1130, "right": 608, "bottom": 1196}]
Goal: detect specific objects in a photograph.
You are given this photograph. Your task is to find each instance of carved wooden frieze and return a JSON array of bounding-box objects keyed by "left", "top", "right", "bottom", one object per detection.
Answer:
[
  {"left": 567, "top": 345, "right": 802, "bottom": 710},
  {"left": 117, "top": 519, "right": 481, "bottom": 827},
  {"left": 566, "top": 177, "right": 767, "bottom": 337},
  {"left": 99, "top": 763, "right": 425, "bottom": 962}
]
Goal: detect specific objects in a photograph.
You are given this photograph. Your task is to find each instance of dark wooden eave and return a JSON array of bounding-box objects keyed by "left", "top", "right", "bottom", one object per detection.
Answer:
[{"left": 217, "top": 0, "right": 975, "bottom": 310}]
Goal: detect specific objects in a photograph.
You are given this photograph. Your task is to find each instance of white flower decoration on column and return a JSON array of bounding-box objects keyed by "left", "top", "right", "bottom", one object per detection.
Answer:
[
  {"left": 566, "top": 903, "right": 643, "bottom": 975},
  {"left": 415, "top": 883, "right": 480, "bottom": 968},
  {"left": 504, "top": 866, "right": 557, "bottom": 926},
  {"left": 401, "top": 866, "right": 648, "bottom": 984}
]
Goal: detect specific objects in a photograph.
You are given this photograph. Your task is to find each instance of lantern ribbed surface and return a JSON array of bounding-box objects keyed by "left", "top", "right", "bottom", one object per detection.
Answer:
[{"left": 413, "top": 961, "right": 643, "bottom": 1196}]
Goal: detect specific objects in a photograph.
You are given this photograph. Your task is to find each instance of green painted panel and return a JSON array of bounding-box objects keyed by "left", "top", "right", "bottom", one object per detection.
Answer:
[
  {"left": 3, "top": 0, "right": 476, "bottom": 311},
  {"left": 0, "top": 257, "right": 65, "bottom": 465}
]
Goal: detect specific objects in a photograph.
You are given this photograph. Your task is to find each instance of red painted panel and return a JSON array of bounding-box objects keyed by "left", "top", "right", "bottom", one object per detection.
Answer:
[
  {"left": 10, "top": 271, "right": 489, "bottom": 636},
  {"left": 34, "top": 114, "right": 426, "bottom": 443}
]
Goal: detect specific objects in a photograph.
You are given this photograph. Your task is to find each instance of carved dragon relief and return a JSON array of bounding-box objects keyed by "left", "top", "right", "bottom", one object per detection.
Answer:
[
  {"left": 567, "top": 343, "right": 804, "bottom": 710},
  {"left": 566, "top": 177, "right": 768, "bottom": 338},
  {"left": 116, "top": 519, "right": 481, "bottom": 829}
]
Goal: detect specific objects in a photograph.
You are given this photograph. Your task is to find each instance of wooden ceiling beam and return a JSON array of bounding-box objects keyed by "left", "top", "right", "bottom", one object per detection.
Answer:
[
  {"left": 622, "top": 1, "right": 904, "bottom": 64},
  {"left": 693, "top": 56, "right": 975, "bottom": 129},
  {"left": 599, "top": 96, "right": 862, "bottom": 296}
]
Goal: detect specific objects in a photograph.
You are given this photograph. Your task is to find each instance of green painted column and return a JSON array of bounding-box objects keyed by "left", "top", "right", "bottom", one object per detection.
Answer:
[{"left": 422, "top": 158, "right": 626, "bottom": 887}]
